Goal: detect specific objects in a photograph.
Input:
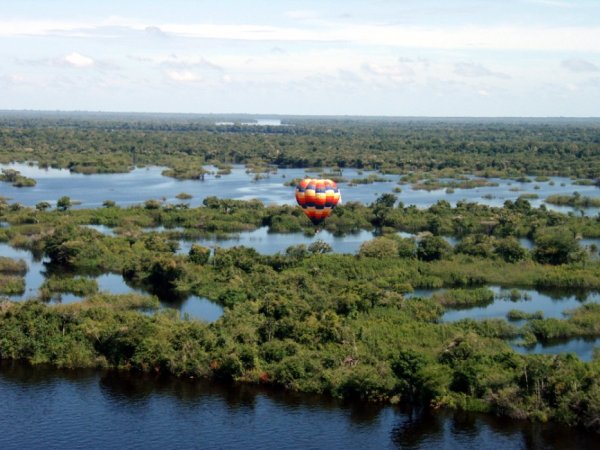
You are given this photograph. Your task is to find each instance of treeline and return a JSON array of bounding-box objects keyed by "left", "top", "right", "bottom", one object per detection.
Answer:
[{"left": 1, "top": 115, "right": 600, "bottom": 177}]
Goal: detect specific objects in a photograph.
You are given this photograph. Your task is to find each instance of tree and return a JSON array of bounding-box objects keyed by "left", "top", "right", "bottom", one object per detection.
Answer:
[
  {"left": 144, "top": 199, "right": 162, "bottom": 210},
  {"left": 373, "top": 193, "right": 397, "bottom": 209},
  {"left": 417, "top": 235, "right": 451, "bottom": 261},
  {"left": 372, "top": 193, "right": 397, "bottom": 227},
  {"left": 56, "top": 196, "right": 72, "bottom": 211},
  {"left": 455, "top": 234, "right": 494, "bottom": 258},
  {"left": 36, "top": 201, "right": 51, "bottom": 211},
  {"left": 495, "top": 237, "right": 527, "bottom": 263},
  {"left": 0, "top": 168, "right": 19, "bottom": 183},
  {"left": 189, "top": 244, "right": 211, "bottom": 264},
  {"left": 308, "top": 240, "right": 332, "bottom": 254},
  {"left": 533, "top": 231, "right": 585, "bottom": 265},
  {"left": 359, "top": 237, "right": 399, "bottom": 258}
]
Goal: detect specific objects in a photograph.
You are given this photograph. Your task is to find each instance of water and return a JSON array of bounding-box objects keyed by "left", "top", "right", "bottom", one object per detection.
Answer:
[
  {"left": 0, "top": 243, "right": 48, "bottom": 300},
  {"left": 73, "top": 225, "right": 600, "bottom": 257},
  {"left": 513, "top": 338, "right": 600, "bottom": 362},
  {"left": 83, "top": 224, "right": 118, "bottom": 237},
  {"left": 0, "top": 243, "right": 223, "bottom": 322},
  {"left": 407, "top": 286, "right": 600, "bottom": 360},
  {"left": 0, "top": 361, "right": 596, "bottom": 450},
  {"left": 441, "top": 286, "right": 600, "bottom": 323},
  {"left": 1, "top": 163, "right": 598, "bottom": 215},
  {"left": 177, "top": 227, "right": 378, "bottom": 255}
]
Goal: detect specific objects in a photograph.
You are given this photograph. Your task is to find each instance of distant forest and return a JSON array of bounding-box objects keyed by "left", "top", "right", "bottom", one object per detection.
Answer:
[{"left": 0, "top": 111, "right": 599, "bottom": 177}]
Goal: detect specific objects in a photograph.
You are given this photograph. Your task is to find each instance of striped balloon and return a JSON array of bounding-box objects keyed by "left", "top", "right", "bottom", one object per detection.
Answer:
[{"left": 295, "top": 178, "right": 341, "bottom": 225}]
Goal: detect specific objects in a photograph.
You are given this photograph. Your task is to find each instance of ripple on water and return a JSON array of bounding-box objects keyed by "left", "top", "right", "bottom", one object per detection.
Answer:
[{"left": 0, "top": 362, "right": 597, "bottom": 450}]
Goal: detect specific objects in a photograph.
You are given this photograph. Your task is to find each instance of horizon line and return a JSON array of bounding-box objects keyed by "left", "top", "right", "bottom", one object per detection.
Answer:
[{"left": 0, "top": 109, "right": 599, "bottom": 120}]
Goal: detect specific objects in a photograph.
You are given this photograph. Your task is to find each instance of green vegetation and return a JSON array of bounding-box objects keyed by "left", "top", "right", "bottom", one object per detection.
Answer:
[
  {"left": 546, "top": 193, "right": 600, "bottom": 208},
  {"left": 39, "top": 276, "right": 99, "bottom": 300},
  {"left": 349, "top": 174, "right": 390, "bottom": 185},
  {"left": 0, "top": 256, "right": 26, "bottom": 295},
  {"left": 506, "top": 310, "right": 544, "bottom": 321},
  {"left": 0, "top": 276, "right": 25, "bottom": 295},
  {"left": 0, "top": 168, "right": 36, "bottom": 187},
  {"left": 1, "top": 114, "right": 600, "bottom": 178},
  {"left": 432, "top": 288, "right": 495, "bottom": 308},
  {"left": 0, "top": 114, "right": 600, "bottom": 431},
  {"left": 412, "top": 178, "right": 498, "bottom": 191}
]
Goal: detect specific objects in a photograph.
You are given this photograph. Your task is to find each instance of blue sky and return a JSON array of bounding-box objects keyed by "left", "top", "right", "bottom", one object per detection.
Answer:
[{"left": 1, "top": 0, "right": 599, "bottom": 116}]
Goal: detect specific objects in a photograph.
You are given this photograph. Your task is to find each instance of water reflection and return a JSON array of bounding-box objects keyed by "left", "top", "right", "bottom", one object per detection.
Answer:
[
  {"left": 441, "top": 286, "right": 600, "bottom": 322},
  {"left": 513, "top": 337, "right": 600, "bottom": 362},
  {"left": 0, "top": 243, "right": 48, "bottom": 300},
  {"left": 0, "top": 360, "right": 596, "bottom": 450},
  {"left": 83, "top": 224, "right": 600, "bottom": 257},
  {"left": 406, "top": 286, "right": 600, "bottom": 360},
  {"left": 177, "top": 227, "right": 378, "bottom": 255},
  {"left": 2, "top": 163, "right": 598, "bottom": 216},
  {"left": 393, "top": 408, "right": 597, "bottom": 450},
  {"left": 0, "top": 243, "right": 222, "bottom": 322}
]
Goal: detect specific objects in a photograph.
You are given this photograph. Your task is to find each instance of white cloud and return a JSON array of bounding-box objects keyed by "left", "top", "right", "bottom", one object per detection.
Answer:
[
  {"left": 144, "top": 26, "right": 167, "bottom": 38},
  {"left": 454, "top": 62, "right": 510, "bottom": 79},
  {"left": 63, "top": 52, "right": 95, "bottom": 67},
  {"left": 166, "top": 70, "right": 201, "bottom": 82},
  {"left": 362, "top": 62, "right": 414, "bottom": 80},
  {"left": 561, "top": 58, "right": 599, "bottom": 73},
  {"left": 2, "top": 73, "right": 27, "bottom": 84},
  {"left": 1, "top": 19, "right": 600, "bottom": 52}
]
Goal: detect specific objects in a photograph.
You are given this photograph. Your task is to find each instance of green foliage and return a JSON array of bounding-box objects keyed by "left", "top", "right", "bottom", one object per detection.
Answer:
[
  {"left": 39, "top": 276, "right": 99, "bottom": 299},
  {"left": 188, "top": 244, "right": 211, "bottom": 264},
  {"left": 507, "top": 310, "right": 543, "bottom": 321},
  {"left": 0, "top": 275, "right": 25, "bottom": 295},
  {"left": 433, "top": 288, "right": 495, "bottom": 308},
  {"left": 417, "top": 236, "right": 452, "bottom": 261},
  {"left": 0, "top": 163, "right": 599, "bottom": 431},
  {"left": 36, "top": 201, "right": 51, "bottom": 211},
  {"left": 359, "top": 237, "right": 399, "bottom": 258},
  {"left": 0, "top": 169, "right": 36, "bottom": 187},
  {"left": 533, "top": 230, "right": 586, "bottom": 265},
  {"left": 495, "top": 237, "right": 528, "bottom": 263},
  {"left": 546, "top": 193, "right": 600, "bottom": 208},
  {"left": 56, "top": 196, "right": 72, "bottom": 211}
]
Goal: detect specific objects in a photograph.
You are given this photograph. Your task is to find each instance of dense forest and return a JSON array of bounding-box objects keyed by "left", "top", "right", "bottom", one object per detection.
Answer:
[
  {"left": 1, "top": 112, "right": 599, "bottom": 178},
  {"left": 1, "top": 114, "right": 600, "bottom": 432}
]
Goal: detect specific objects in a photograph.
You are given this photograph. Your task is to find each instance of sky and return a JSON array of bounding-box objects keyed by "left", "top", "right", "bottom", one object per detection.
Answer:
[{"left": 1, "top": 0, "right": 599, "bottom": 116}]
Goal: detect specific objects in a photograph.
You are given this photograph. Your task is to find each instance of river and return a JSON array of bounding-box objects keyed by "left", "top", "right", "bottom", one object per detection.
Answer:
[{"left": 0, "top": 361, "right": 596, "bottom": 450}]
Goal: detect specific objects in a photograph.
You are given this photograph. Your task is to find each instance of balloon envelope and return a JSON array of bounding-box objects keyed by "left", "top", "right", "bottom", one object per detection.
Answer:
[{"left": 295, "top": 178, "right": 341, "bottom": 225}]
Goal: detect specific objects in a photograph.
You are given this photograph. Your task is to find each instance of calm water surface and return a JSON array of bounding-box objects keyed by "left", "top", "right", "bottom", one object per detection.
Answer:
[
  {"left": 176, "top": 227, "right": 378, "bottom": 255},
  {"left": 0, "top": 243, "right": 223, "bottom": 322},
  {"left": 84, "top": 224, "right": 599, "bottom": 256},
  {"left": 513, "top": 338, "right": 600, "bottom": 362},
  {"left": 2, "top": 163, "right": 598, "bottom": 215},
  {"left": 441, "top": 286, "right": 600, "bottom": 323},
  {"left": 0, "top": 361, "right": 596, "bottom": 450},
  {"left": 407, "top": 286, "right": 600, "bottom": 360}
]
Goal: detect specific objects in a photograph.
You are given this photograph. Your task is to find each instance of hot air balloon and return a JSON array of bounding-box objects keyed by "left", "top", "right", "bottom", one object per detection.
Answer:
[{"left": 295, "top": 178, "right": 341, "bottom": 225}]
